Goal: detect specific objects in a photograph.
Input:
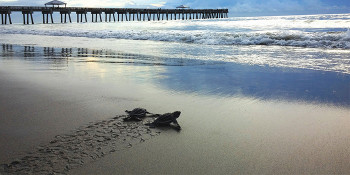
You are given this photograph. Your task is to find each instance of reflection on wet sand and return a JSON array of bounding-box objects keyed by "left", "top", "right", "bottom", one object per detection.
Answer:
[
  {"left": 159, "top": 63, "right": 350, "bottom": 107},
  {"left": 1, "top": 43, "right": 207, "bottom": 67},
  {"left": 1, "top": 43, "right": 349, "bottom": 108},
  {"left": 43, "top": 47, "right": 73, "bottom": 58},
  {"left": 23, "top": 46, "right": 35, "bottom": 58},
  {"left": 1, "top": 44, "right": 13, "bottom": 57}
]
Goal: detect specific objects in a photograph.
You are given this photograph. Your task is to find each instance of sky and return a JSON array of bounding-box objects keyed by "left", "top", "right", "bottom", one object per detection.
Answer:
[{"left": 0, "top": 0, "right": 349, "bottom": 16}]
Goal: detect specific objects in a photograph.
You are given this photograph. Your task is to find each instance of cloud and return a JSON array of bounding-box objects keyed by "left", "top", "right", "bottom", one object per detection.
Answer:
[
  {"left": 169, "top": 0, "right": 349, "bottom": 16},
  {"left": 64, "top": 0, "right": 135, "bottom": 7},
  {"left": 0, "top": 0, "right": 136, "bottom": 7},
  {"left": 150, "top": 2, "right": 166, "bottom": 8},
  {"left": 0, "top": 0, "right": 17, "bottom": 2},
  {"left": 229, "top": 0, "right": 304, "bottom": 13},
  {"left": 184, "top": 0, "right": 311, "bottom": 11}
]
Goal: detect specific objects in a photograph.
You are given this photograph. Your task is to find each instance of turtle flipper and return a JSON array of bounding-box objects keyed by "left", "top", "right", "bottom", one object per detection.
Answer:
[
  {"left": 123, "top": 116, "right": 132, "bottom": 121},
  {"left": 134, "top": 117, "right": 142, "bottom": 121},
  {"left": 172, "top": 119, "right": 179, "bottom": 125},
  {"left": 123, "top": 116, "right": 142, "bottom": 122},
  {"left": 174, "top": 124, "right": 181, "bottom": 131},
  {"left": 170, "top": 121, "right": 181, "bottom": 131},
  {"left": 145, "top": 123, "right": 156, "bottom": 128}
]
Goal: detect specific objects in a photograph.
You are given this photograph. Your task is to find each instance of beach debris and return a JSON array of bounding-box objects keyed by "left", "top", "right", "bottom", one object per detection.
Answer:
[
  {"left": 123, "top": 108, "right": 151, "bottom": 121},
  {"left": 145, "top": 111, "right": 181, "bottom": 130}
]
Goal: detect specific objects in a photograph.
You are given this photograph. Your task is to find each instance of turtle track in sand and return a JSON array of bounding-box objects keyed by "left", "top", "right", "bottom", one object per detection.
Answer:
[{"left": 0, "top": 115, "right": 159, "bottom": 175}]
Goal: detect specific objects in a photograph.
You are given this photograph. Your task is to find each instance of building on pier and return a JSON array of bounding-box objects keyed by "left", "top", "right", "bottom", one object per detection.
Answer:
[
  {"left": 45, "top": 0, "right": 67, "bottom": 8},
  {"left": 176, "top": 5, "right": 190, "bottom": 9}
]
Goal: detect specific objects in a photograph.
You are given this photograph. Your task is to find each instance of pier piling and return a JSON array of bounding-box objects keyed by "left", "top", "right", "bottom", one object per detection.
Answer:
[
  {"left": 60, "top": 9, "right": 71, "bottom": 23},
  {"left": 0, "top": 9, "right": 12, "bottom": 24},
  {"left": 21, "top": 10, "right": 34, "bottom": 24},
  {"left": 91, "top": 10, "right": 102, "bottom": 22},
  {"left": 42, "top": 9, "right": 53, "bottom": 24},
  {"left": 76, "top": 10, "right": 87, "bottom": 23},
  {"left": 104, "top": 10, "right": 115, "bottom": 22},
  {"left": 0, "top": 6, "right": 228, "bottom": 25}
]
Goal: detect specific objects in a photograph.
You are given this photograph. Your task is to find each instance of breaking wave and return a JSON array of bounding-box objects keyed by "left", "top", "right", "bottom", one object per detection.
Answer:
[{"left": 1, "top": 27, "right": 349, "bottom": 49}]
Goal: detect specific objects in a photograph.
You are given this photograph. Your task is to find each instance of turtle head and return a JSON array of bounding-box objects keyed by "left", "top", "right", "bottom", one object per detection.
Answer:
[{"left": 173, "top": 111, "right": 181, "bottom": 118}]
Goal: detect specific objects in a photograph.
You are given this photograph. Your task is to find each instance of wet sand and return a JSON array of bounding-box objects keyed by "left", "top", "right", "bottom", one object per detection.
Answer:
[
  {"left": 0, "top": 63, "right": 162, "bottom": 174},
  {"left": 1, "top": 61, "right": 350, "bottom": 174},
  {"left": 1, "top": 39, "right": 350, "bottom": 174},
  {"left": 70, "top": 103, "right": 350, "bottom": 174}
]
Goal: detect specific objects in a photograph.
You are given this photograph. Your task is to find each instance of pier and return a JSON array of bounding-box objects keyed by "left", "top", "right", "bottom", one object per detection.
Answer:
[{"left": 0, "top": 6, "right": 228, "bottom": 24}]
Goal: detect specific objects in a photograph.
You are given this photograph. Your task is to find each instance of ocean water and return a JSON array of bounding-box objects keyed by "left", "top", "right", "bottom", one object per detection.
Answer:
[
  {"left": 0, "top": 13, "right": 349, "bottom": 104},
  {"left": 1, "top": 13, "right": 350, "bottom": 71},
  {"left": 2, "top": 13, "right": 350, "bottom": 48},
  {"left": 1, "top": 13, "right": 350, "bottom": 174}
]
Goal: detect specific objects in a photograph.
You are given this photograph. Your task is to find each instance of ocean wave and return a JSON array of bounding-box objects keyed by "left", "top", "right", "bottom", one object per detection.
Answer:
[{"left": 1, "top": 27, "right": 349, "bottom": 49}]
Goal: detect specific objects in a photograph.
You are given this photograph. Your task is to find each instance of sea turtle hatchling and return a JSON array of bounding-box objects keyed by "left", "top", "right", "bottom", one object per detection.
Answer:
[
  {"left": 123, "top": 108, "right": 151, "bottom": 121},
  {"left": 145, "top": 111, "right": 181, "bottom": 130}
]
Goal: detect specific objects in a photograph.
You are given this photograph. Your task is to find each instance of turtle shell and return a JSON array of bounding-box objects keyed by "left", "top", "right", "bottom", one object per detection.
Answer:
[
  {"left": 153, "top": 111, "right": 181, "bottom": 125},
  {"left": 125, "top": 108, "right": 148, "bottom": 117}
]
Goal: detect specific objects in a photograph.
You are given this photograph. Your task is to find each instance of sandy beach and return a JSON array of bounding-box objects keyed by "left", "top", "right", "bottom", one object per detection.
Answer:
[
  {"left": 1, "top": 39, "right": 350, "bottom": 174},
  {"left": 1, "top": 11, "right": 350, "bottom": 173}
]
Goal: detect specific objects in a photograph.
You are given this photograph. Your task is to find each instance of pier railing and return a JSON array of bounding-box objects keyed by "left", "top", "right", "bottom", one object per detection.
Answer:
[{"left": 0, "top": 6, "right": 229, "bottom": 24}]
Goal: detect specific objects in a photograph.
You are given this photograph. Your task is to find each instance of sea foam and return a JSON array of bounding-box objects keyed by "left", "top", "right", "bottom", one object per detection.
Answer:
[
  {"left": 0, "top": 27, "right": 349, "bottom": 49},
  {"left": 1, "top": 13, "right": 349, "bottom": 49}
]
